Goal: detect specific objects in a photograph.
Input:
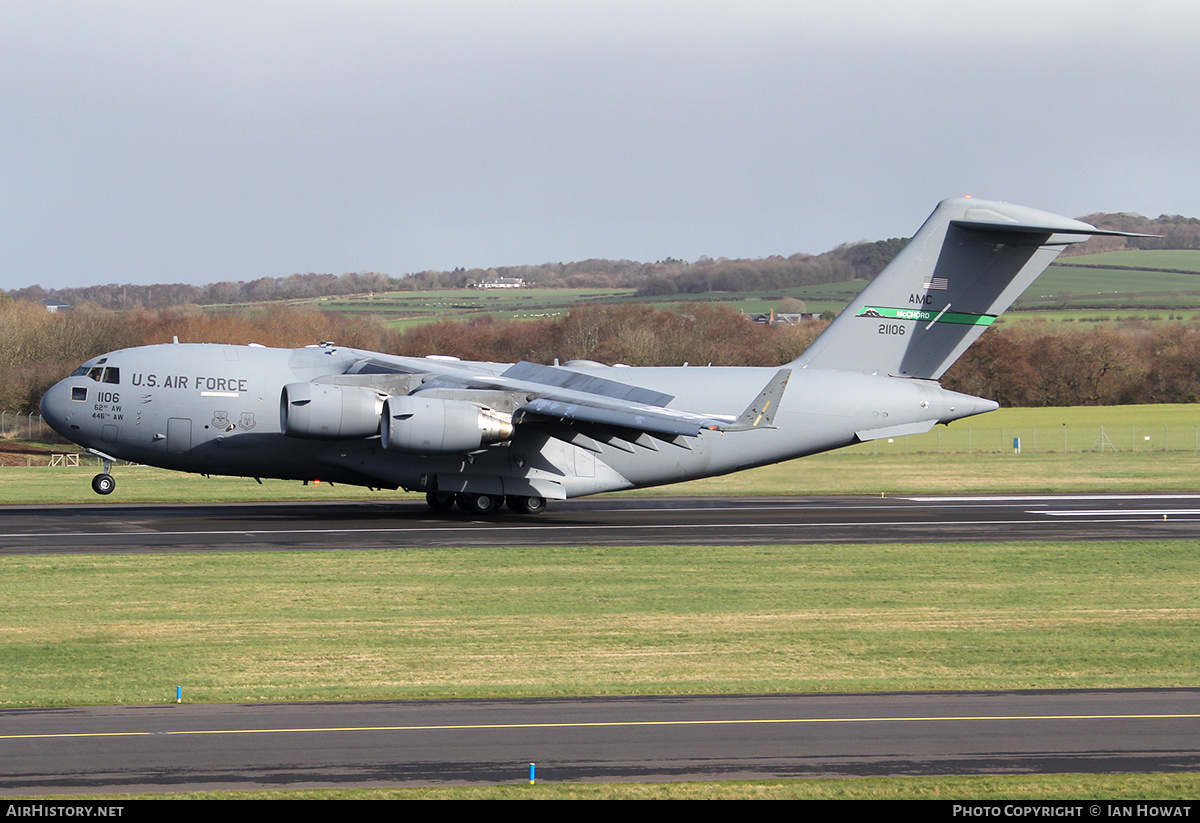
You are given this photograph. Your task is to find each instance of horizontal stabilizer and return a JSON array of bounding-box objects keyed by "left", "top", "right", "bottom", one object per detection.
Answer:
[
  {"left": 950, "top": 219, "right": 1156, "bottom": 238},
  {"left": 855, "top": 419, "right": 938, "bottom": 443}
]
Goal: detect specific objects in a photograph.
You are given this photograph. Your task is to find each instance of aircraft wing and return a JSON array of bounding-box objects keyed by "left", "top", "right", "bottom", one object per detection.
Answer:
[
  {"left": 336, "top": 353, "right": 790, "bottom": 439},
  {"left": 438, "top": 361, "right": 790, "bottom": 438}
]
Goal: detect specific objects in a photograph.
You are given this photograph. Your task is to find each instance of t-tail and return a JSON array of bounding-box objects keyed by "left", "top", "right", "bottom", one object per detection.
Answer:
[{"left": 791, "top": 197, "right": 1148, "bottom": 379}]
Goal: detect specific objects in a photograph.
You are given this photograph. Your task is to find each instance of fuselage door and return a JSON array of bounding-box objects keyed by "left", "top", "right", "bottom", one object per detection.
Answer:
[
  {"left": 575, "top": 447, "right": 595, "bottom": 478},
  {"left": 167, "top": 417, "right": 192, "bottom": 454}
]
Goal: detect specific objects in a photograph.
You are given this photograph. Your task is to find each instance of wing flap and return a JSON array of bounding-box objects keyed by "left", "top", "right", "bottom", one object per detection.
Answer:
[
  {"left": 516, "top": 396, "right": 705, "bottom": 437},
  {"left": 502, "top": 361, "right": 674, "bottom": 406}
]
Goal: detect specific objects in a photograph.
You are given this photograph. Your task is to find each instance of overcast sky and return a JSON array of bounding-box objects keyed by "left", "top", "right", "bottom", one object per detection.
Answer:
[{"left": 3, "top": 0, "right": 1198, "bottom": 290}]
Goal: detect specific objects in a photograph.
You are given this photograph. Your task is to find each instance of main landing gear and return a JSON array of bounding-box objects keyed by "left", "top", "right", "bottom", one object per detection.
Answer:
[
  {"left": 91, "top": 456, "right": 115, "bottom": 495},
  {"left": 424, "top": 491, "right": 547, "bottom": 516},
  {"left": 425, "top": 491, "right": 457, "bottom": 512},
  {"left": 505, "top": 495, "right": 546, "bottom": 515}
]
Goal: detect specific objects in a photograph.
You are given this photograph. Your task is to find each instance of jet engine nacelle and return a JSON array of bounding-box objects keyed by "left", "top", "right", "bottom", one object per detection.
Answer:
[
  {"left": 381, "top": 395, "right": 514, "bottom": 454},
  {"left": 280, "top": 382, "right": 384, "bottom": 439}
]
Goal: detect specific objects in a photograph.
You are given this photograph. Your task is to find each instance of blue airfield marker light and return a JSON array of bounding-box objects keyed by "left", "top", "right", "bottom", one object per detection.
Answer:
[
  {"left": 529, "top": 763, "right": 536, "bottom": 784},
  {"left": 175, "top": 686, "right": 182, "bottom": 703}
]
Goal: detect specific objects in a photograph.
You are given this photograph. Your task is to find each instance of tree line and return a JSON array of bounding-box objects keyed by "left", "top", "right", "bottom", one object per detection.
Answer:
[{"left": 4, "top": 297, "right": 1200, "bottom": 416}]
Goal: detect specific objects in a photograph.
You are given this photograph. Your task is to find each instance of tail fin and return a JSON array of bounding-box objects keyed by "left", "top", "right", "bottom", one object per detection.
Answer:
[{"left": 790, "top": 198, "right": 1147, "bottom": 380}]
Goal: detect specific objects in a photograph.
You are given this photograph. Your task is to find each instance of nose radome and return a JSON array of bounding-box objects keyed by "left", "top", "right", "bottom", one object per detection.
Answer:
[{"left": 40, "top": 380, "right": 74, "bottom": 438}]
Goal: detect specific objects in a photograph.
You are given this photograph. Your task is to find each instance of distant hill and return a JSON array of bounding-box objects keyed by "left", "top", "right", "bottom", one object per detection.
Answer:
[
  {"left": 7, "top": 213, "right": 1196, "bottom": 311},
  {"left": 1068, "top": 212, "right": 1200, "bottom": 255}
]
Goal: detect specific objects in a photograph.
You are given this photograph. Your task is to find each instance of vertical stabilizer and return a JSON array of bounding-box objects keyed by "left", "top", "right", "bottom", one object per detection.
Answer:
[{"left": 791, "top": 198, "right": 1138, "bottom": 380}]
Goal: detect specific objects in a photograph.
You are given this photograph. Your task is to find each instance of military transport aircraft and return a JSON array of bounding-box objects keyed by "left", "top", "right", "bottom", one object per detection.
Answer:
[{"left": 40, "top": 198, "right": 1141, "bottom": 514}]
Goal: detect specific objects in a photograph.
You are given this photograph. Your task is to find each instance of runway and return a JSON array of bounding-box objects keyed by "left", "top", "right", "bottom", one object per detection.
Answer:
[
  {"left": 3, "top": 492, "right": 1200, "bottom": 554},
  {"left": 3, "top": 493, "right": 1199, "bottom": 794},
  {"left": 3, "top": 689, "right": 1200, "bottom": 793}
]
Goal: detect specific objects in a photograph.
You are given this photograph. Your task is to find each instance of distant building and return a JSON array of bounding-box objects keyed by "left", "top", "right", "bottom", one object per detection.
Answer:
[
  {"left": 42, "top": 299, "right": 71, "bottom": 313},
  {"left": 748, "top": 311, "right": 815, "bottom": 325},
  {"left": 470, "top": 277, "right": 525, "bottom": 289}
]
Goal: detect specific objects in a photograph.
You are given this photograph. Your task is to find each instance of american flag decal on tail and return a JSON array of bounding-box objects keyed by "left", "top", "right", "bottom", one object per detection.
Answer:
[{"left": 922, "top": 276, "right": 948, "bottom": 290}]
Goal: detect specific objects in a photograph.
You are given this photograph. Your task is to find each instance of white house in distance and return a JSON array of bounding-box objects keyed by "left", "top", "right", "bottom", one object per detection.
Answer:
[{"left": 469, "top": 277, "right": 524, "bottom": 289}]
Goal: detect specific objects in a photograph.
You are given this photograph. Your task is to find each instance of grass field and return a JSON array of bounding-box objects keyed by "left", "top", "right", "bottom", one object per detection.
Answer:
[
  {"left": 995, "top": 310, "right": 1200, "bottom": 324},
  {"left": 178, "top": 249, "right": 1200, "bottom": 350},
  {"left": 8, "top": 534, "right": 1199, "bottom": 798},
  {"left": 204, "top": 250, "right": 1200, "bottom": 329},
  {"left": 6, "top": 404, "right": 1200, "bottom": 503},
  {"left": 6, "top": 449, "right": 1200, "bottom": 504},
  {"left": 200, "top": 250, "right": 1200, "bottom": 337},
  {"left": 777, "top": 252, "right": 1200, "bottom": 316},
  {"left": 1060, "top": 250, "right": 1200, "bottom": 271},
  {"left": 305, "top": 287, "right": 638, "bottom": 327},
  {"left": 3, "top": 539, "right": 1197, "bottom": 707},
  {"left": 737, "top": 251, "right": 1200, "bottom": 317}
]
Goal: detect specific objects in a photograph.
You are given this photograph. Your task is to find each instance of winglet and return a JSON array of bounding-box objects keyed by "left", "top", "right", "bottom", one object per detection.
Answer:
[{"left": 719, "top": 369, "right": 791, "bottom": 432}]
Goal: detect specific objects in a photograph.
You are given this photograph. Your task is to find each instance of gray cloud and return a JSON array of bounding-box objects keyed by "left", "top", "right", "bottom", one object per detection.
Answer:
[{"left": 2, "top": 0, "right": 1197, "bottom": 289}]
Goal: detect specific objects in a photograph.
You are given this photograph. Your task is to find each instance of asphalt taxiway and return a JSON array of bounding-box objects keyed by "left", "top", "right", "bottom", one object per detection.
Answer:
[
  {"left": 3, "top": 689, "right": 1199, "bottom": 793},
  {"left": 2, "top": 492, "right": 1200, "bottom": 554}
]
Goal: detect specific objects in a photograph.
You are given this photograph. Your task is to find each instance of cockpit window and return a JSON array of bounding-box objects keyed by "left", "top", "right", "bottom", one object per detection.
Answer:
[
  {"left": 73, "top": 358, "right": 112, "bottom": 382},
  {"left": 71, "top": 386, "right": 87, "bottom": 402}
]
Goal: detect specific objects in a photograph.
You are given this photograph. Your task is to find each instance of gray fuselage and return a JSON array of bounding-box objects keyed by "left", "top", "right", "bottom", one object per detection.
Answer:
[{"left": 41, "top": 342, "right": 996, "bottom": 500}]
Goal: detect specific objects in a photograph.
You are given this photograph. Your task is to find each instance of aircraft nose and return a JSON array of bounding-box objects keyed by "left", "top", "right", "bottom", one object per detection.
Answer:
[{"left": 40, "top": 380, "right": 76, "bottom": 439}]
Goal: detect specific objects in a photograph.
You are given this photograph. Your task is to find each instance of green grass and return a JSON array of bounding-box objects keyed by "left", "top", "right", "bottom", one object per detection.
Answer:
[
  {"left": 2, "top": 540, "right": 1197, "bottom": 707},
  {"left": 7, "top": 404, "right": 1200, "bottom": 504},
  {"left": 200, "top": 250, "right": 1200, "bottom": 330},
  {"left": 749, "top": 252, "right": 1200, "bottom": 315},
  {"left": 306, "top": 287, "right": 637, "bottom": 323},
  {"left": 997, "top": 310, "right": 1200, "bottom": 324},
  {"left": 840, "top": 403, "right": 1200, "bottom": 455},
  {"left": 1061, "top": 250, "right": 1200, "bottom": 272},
  {"left": 6, "top": 450, "right": 1200, "bottom": 504},
  {"left": 1012, "top": 251, "right": 1200, "bottom": 311},
  {"left": 28, "top": 773, "right": 1200, "bottom": 799}
]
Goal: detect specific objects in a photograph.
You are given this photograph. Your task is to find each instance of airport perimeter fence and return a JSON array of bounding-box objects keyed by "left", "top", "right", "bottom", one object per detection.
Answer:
[
  {"left": 847, "top": 423, "right": 1200, "bottom": 456},
  {"left": 0, "top": 411, "right": 53, "bottom": 442}
]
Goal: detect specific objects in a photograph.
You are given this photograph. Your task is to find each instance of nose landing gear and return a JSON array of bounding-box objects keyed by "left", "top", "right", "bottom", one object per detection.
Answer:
[{"left": 91, "top": 456, "right": 115, "bottom": 495}]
